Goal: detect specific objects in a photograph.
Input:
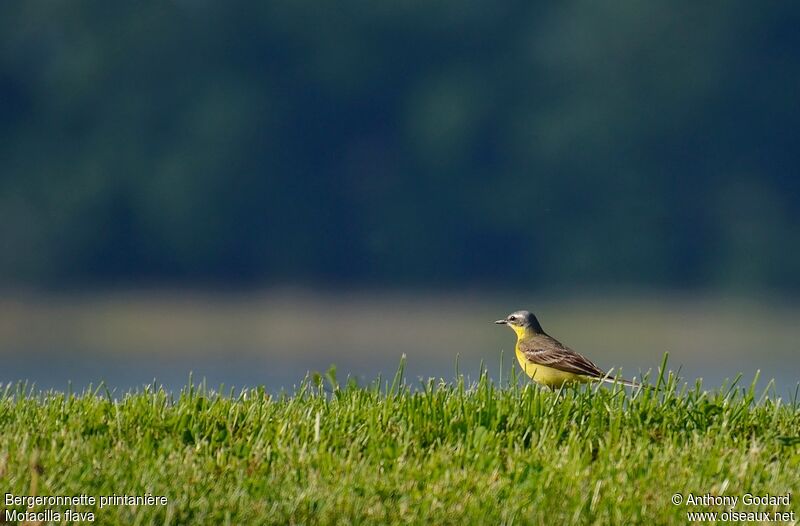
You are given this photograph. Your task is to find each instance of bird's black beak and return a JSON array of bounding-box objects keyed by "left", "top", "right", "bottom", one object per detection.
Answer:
[{"left": 494, "top": 319, "right": 507, "bottom": 325}]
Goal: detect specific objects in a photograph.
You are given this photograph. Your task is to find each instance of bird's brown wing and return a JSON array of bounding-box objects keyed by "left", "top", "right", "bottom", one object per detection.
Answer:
[{"left": 518, "top": 336, "right": 606, "bottom": 378}]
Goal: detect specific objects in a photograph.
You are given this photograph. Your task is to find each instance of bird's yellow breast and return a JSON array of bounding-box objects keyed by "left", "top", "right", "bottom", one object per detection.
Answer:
[{"left": 514, "top": 344, "right": 588, "bottom": 387}]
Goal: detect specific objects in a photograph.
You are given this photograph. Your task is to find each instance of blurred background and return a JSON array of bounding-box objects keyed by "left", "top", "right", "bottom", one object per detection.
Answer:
[{"left": 1, "top": 1, "right": 798, "bottom": 394}]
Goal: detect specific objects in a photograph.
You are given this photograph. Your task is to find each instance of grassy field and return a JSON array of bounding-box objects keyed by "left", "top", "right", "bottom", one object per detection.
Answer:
[{"left": 1, "top": 360, "right": 798, "bottom": 525}]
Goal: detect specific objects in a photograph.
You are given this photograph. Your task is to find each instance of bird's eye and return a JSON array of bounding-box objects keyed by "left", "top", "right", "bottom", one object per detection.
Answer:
[{"left": 508, "top": 316, "right": 517, "bottom": 322}]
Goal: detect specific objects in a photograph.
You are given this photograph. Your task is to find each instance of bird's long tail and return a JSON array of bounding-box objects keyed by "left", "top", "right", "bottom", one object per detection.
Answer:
[
  {"left": 600, "top": 376, "right": 642, "bottom": 388},
  {"left": 597, "top": 366, "right": 664, "bottom": 389}
]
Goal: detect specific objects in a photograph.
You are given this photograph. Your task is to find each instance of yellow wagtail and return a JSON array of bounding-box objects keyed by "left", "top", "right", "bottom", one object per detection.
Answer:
[{"left": 495, "top": 310, "right": 639, "bottom": 389}]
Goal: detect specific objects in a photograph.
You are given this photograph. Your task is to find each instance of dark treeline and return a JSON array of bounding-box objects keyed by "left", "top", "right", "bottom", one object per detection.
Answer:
[{"left": 1, "top": 1, "right": 798, "bottom": 292}]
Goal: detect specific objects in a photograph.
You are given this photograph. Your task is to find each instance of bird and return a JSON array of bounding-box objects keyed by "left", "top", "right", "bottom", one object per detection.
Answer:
[{"left": 495, "top": 310, "right": 639, "bottom": 389}]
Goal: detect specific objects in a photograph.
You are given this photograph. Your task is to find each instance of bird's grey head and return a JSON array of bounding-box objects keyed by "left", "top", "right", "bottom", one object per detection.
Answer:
[{"left": 494, "top": 310, "right": 544, "bottom": 333}]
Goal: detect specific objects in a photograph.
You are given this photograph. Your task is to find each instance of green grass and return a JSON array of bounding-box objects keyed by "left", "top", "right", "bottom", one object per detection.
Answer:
[{"left": 1, "top": 358, "right": 798, "bottom": 525}]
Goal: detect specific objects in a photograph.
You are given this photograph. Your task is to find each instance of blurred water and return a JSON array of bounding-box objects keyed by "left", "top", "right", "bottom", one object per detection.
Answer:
[
  {"left": 4, "top": 350, "right": 796, "bottom": 399},
  {"left": 1, "top": 292, "right": 798, "bottom": 397},
  {"left": 2, "top": 346, "right": 473, "bottom": 395}
]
